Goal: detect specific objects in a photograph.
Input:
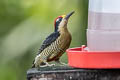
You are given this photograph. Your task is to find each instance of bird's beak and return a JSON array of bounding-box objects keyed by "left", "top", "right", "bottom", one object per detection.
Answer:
[{"left": 65, "top": 11, "right": 75, "bottom": 20}]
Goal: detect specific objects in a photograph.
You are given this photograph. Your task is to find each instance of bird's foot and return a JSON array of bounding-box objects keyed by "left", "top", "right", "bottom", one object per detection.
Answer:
[
  {"left": 39, "top": 63, "right": 55, "bottom": 67},
  {"left": 47, "top": 64, "right": 55, "bottom": 67},
  {"left": 39, "top": 65, "right": 48, "bottom": 67}
]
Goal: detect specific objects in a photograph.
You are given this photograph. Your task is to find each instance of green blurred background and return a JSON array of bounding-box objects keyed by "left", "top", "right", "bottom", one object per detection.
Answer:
[{"left": 0, "top": 0, "right": 88, "bottom": 80}]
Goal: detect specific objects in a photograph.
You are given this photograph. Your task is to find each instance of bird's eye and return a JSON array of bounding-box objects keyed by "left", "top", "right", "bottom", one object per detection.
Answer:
[
  {"left": 56, "top": 18, "right": 59, "bottom": 22},
  {"left": 56, "top": 18, "right": 62, "bottom": 23}
]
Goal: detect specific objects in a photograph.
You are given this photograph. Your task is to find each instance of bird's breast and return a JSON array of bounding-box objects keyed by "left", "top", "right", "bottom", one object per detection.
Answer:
[{"left": 58, "top": 31, "right": 72, "bottom": 50}]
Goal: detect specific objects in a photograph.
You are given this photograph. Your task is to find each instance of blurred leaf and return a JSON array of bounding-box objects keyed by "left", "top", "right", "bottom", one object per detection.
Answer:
[{"left": 1, "top": 16, "right": 52, "bottom": 62}]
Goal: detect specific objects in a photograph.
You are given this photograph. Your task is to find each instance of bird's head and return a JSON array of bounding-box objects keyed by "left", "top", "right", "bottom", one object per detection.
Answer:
[{"left": 54, "top": 11, "right": 75, "bottom": 32}]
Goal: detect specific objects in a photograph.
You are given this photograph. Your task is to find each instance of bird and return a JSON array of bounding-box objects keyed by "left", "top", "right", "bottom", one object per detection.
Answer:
[{"left": 32, "top": 11, "right": 75, "bottom": 68}]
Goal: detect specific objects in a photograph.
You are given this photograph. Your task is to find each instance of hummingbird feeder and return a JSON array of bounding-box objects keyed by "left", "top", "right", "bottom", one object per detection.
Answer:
[{"left": 67, "top": 0, "right": 120, "bottom": 69}]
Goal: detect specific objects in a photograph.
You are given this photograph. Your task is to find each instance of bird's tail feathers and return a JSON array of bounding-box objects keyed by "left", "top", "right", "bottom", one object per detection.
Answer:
[
  {"left": 32, "top": 64, "right": 35, "bottom": 68},
  {"left": 32, "top": 60, "right": 35, "bottom": 68}
]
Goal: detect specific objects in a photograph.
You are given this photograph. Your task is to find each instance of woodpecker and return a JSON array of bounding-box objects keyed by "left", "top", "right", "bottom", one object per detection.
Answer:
[{"left": 32, "top": 11, "right": 74, "bottom": 68}]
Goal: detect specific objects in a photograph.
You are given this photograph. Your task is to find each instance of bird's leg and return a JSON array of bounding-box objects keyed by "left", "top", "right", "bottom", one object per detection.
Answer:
[
  {"left": 55, "top": 59, "right": 68, "bottom": 66},
  {"left": 45, "top": 62, "right": 55, "bottom": 66},
  {"left": 39, "top": 62, "right": 55, "bottom": 67}
]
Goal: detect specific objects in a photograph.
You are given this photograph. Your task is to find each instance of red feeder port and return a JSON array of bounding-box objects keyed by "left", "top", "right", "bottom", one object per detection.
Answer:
[{"left": 66, "top": 45, "right": 120, "bottom": 69}]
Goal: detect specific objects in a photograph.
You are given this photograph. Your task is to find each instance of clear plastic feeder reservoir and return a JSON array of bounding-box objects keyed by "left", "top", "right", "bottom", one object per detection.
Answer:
[{"left": 87, "top": 0, "right": 120, "bottom": 51}]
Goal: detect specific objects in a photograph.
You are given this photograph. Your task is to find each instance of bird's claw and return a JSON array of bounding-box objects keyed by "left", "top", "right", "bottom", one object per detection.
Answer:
[
  {"left": 39, "top": 63, "right": 55, "bottom": 67},
  {"left": 48, "top": 64, "right": 55, "bottom": 66}
]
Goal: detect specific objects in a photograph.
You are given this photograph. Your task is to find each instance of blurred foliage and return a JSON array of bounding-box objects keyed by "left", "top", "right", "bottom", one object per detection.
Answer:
[{"left": 0, "top": 0, "right": 88, "bottom": 80}]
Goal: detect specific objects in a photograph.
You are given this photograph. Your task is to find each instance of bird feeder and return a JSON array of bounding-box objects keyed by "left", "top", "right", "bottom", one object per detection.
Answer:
[{"left": 67, "top": 0, "right": 120, "bottom": 68}]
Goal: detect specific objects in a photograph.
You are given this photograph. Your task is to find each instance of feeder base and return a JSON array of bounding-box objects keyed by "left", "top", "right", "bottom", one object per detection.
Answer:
[{"left": 67, "top": 46, "right": 120, "bottom": 69}]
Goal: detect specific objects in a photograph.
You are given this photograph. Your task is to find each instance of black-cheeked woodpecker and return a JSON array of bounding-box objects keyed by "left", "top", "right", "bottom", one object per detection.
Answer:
[{"left": 32, "top": 11, "right": 75, "bottom": 68}]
